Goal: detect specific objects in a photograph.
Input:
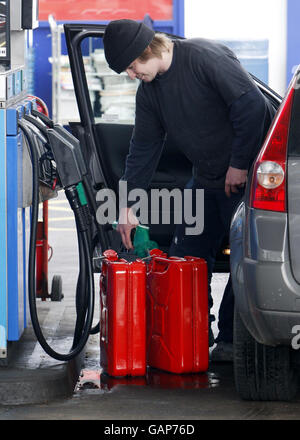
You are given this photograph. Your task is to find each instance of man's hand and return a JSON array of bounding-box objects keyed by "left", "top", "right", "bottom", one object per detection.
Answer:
[
  {"left": 225, "top": 166, "right": 248, "bottom": 197},
  {"left": 117, "top": 207, "right": 139, "bottom": 249}
]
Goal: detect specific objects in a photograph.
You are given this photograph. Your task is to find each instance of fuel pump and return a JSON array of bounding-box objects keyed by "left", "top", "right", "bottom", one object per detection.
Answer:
[
  {"left": 0, "top": 0, "right": 41, "bottom": 362},
  {"left": 0, "top": 0, "right": 102, "bottom": 363}
]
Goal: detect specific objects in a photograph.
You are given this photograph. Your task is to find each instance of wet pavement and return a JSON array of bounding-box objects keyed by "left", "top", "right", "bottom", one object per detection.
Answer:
[
  {"left": 1, "top": 193, "right": 300, "bottom": 421},
  {"left": 1, "top": 355, "right": 300, "bottom": 420}
]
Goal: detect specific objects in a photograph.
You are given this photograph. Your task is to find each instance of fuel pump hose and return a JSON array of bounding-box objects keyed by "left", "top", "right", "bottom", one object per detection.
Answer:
[{"left": 19, "top": 120, "right": 95, "bottom": 361}]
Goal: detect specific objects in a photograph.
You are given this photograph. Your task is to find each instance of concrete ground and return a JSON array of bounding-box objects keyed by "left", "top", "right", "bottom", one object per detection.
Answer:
[{"left": 1, "top": 192, "right": 300, "bottom": 421}]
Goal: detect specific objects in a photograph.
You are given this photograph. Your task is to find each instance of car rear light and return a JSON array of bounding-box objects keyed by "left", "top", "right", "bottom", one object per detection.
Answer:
[
  {"left": 256, "top": 161, "right": 284, "bottom": 189},
  {"left": 250, "top": 76, "right": 296, "bottom": 212}
]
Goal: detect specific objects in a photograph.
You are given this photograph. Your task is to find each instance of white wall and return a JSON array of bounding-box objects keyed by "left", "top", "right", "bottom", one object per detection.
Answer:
[{"left": 184, "top": 0, "right": 287, "bottom": 95}]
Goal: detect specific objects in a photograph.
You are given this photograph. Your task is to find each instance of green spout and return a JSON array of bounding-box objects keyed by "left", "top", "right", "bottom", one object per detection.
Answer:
[{"left": 112, "top": 221, "right": 158, "bottom": 257}]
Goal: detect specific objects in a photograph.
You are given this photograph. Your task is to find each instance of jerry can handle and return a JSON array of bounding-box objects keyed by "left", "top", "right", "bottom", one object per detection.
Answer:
[{"left": 149, "top": 256, "right": 183, "bottom": 273}]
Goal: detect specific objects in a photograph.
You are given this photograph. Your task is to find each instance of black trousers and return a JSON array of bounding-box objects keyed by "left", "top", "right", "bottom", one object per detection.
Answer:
[{"left": 168, "top": 179, "right": 244, "bottom": 343}]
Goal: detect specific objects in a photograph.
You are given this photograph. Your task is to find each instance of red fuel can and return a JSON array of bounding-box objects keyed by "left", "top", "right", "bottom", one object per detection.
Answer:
[
  {"left": 146, "top": 254, "right": 209, "bottom": 374},
  {"left": 100, "top": 250, "right": 146, "bottom": 377}
]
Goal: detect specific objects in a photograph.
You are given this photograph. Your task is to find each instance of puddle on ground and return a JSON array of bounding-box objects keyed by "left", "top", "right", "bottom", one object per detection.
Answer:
[{"left": 75, "top": 367, "right": 220, "bottom": 392}]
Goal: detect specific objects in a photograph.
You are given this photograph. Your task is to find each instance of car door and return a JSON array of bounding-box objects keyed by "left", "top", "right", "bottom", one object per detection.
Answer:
[{"left": 64, "top": 23, "right": 193, "bottom": 257}]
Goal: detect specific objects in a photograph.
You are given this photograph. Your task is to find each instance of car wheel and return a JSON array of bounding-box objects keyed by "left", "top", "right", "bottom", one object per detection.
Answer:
[
  {"left": 233, "top": 307, "right": 298, "bottom": 401},
  {"left": 50, "top": 275, "right": 64, "bottom": 302}
]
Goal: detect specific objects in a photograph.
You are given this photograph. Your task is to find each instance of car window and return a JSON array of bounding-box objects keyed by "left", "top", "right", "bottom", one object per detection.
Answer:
[{"left": 80, "top": 36, "right": 139, "bottom": 124}]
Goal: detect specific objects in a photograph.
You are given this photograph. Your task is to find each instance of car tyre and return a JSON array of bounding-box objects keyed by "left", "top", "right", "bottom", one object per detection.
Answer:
[
  {"left": 233, "top": 307, "right": 298, "bottom": 401},
  {"left": 50, "top": 275, "right": 64, "bottom": 302}
]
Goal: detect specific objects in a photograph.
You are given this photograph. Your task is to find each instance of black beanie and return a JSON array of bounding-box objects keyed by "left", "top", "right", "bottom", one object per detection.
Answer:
[{"left": 103, "top": 19, "right": 155, "bottom": 74}]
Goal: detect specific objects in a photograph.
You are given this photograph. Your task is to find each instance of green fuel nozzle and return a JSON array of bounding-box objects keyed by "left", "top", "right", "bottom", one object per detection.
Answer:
[{"left": 112, "top": 221, "right": 158, "bottom": 258}]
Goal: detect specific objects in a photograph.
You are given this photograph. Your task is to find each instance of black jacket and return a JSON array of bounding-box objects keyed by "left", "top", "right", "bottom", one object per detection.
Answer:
[{"left": 122, "top": 38, "right": 275, "bottom": 193}]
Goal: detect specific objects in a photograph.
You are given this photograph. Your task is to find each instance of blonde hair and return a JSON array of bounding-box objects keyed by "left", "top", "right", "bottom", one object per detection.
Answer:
[{"left": 138, "top": 33, "right": 172, "bottom": 62}]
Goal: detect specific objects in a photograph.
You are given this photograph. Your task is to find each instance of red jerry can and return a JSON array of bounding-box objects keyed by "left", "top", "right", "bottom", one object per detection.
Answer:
[
  {"left": 146, "top": 254, "right": 209, "bottom": 374},
  {"left": 100, "top": 250, "right": 146, "bottom": 377}
]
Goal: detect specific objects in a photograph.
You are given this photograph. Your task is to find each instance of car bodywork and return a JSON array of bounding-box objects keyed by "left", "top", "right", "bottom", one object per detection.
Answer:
[
  {"left": 230, "top": 71, "right": 300, "bottom": 348},
  {"left": 230, "top": 69, "right": 300, "bottom": 401}
]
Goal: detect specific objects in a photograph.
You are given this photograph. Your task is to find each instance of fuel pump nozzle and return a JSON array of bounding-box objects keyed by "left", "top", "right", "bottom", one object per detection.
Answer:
[
  {"left": 24, "top": 111, "right": 109, "bottom": 251},
  {"left": 24, "top": 113, "right": 87, "bottom": 188},
  {"left": 112, "top": 221, "right": 158, "bottom": 258}
]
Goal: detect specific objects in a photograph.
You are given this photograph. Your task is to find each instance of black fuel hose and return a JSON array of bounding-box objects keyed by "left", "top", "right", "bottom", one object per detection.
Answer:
[
  {"left": 72, "top": 199, "right": 100, "bottom": 338},
  {"left": 19, "top": 120, "right": 95, "bottom": 361},
  {"left": 24, "top": 112, "right": 101, "bottom": 336},
  {"left": 72, "top": 218, "right": 90, "bottom": 348}
]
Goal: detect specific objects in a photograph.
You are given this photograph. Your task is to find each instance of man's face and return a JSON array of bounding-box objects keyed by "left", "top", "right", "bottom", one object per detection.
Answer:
[{"left": 125, "top": 57, "right": 160, "bottom": 82}]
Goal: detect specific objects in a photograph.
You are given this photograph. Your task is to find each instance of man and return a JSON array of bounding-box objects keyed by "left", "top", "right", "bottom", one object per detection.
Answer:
[{"left": 103, "top": 19, "right": 275, "bottom": 361}]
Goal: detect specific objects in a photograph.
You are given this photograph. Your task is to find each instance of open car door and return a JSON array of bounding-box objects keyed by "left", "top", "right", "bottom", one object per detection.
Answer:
[{"left": 64, "top": 23, "right": 193, "bottom": 257}]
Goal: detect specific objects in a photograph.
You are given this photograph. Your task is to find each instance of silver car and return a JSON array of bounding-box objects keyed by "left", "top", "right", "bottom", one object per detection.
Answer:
[{"left": 231, "top": 67, "right": 300, "bottom": 401}]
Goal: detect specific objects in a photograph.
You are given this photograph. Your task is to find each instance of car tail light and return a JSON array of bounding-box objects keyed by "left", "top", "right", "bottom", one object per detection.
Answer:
[{"left": 250, "top": 76, "right": 296, "bottom": 212}]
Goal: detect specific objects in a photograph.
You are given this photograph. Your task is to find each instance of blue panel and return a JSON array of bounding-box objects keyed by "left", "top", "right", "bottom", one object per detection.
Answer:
[
  {"left": 0, "top": 109, "right": 7, "bottom": 355},
  {"left": 1, "top": 99, "right": 31, "bottom": 349},
  {"left": 287, "top": 0, "right": 300, "bottom": 86},
  {"left": 6, "top": 105, "right": 24, "bottom": 136},
  {"left": 32, "top": 25, "right": 53, "bottom": 115},
  {"left": 7, "top": 134, "right": 24, "bottom": 340},
  {"left": 172, "top": 0, "right": 185, "bottom": 36}
]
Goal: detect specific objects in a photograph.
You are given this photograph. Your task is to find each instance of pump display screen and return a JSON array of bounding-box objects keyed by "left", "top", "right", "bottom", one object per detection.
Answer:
[{"left": 0, "top": 0, "right": 10, "bottom": 64}]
